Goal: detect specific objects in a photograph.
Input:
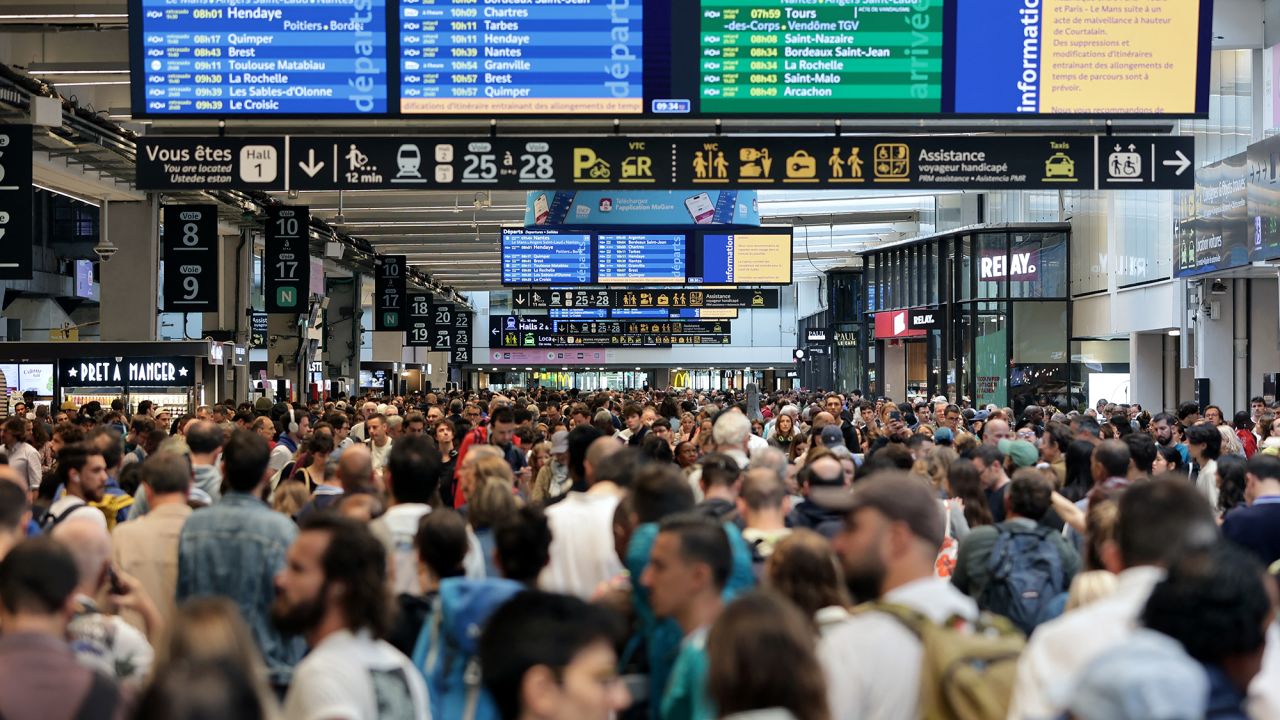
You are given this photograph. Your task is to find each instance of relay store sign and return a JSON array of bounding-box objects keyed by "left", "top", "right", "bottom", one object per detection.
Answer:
[
  {"left": 979, "top": 251, "right": 1040, "bottom": 282},
  {"left": 874, "top": 310, "right": 927, "bottom": 340},
  {"left": 907, "top": 308, "right": 942, "bottom": 331},
  {"left": 58, "top": 357, "right": 196, "bottom": 388}
]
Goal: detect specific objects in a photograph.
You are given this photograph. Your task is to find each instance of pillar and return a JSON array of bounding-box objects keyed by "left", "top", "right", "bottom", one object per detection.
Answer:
[
  {"left": 100, "top": 198, "right": 160, "bottom": 341},
  {"left": 1194, "top": 281, "right": 1235, "bottom": 410},
  {"left": 1129, "top": 333, "right": 1164, "bottom": 411},
  {"left": 323, "top": 275, "right": 362, "bottom": 390},
  {"left": 202, "top": 229, "right": 253, "bottom": 402}
]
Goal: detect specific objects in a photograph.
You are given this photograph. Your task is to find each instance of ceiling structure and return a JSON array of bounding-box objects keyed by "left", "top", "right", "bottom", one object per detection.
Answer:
[{"left": 0, "top": 0, "right": 1265, "bottom": 291}]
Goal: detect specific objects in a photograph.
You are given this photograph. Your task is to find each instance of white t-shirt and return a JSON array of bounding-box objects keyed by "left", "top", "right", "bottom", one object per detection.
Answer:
[
  {"left": 376, "top": 503, "right": 432, "bottom": 596},
  {"left": 47, "top": 496, "right": 107, "bottom": 529},
  {"left": 539, "top": 491, "right": 623, "bottom": 598},
  {"left": 369, "top": 439, "right": 393, "bottom": 476},
  {"left": 283, "top": 629, "right": 430, "bottom": 720}
]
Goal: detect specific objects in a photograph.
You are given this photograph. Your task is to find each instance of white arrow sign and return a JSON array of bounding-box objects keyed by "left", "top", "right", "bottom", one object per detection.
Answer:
[
  {"left": 298, "top": 149, "right": 325, "bottom": 178},
  {"left": 1163, "top": 150, "right": 1191, "bottom": 176}
]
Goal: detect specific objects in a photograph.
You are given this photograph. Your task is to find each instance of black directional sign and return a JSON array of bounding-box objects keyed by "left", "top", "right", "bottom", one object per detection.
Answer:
[
  {"left": 134, "top": 136, "right": 1197, "bottom": 193},
  {"left": 430, "top": 303, "right": 455, "bottom": 352},
  {"left": 451, "top": 311, "right": 474, "bottom": 366},
  {"left": 374, "top": 255, "right": 406, "bottom": 332},
  {"left": 251, "top": 312, "right": 268, "bottom": 348},
  {"left": 137, "top": 137, "right": 286, "bottom": 191},
  {"left": 406, "top": 293, "right": 433, "bottom": 348},
  {"left": 265, "top": 206, "right": 310, "bottom": 314},
  {"left": 487, "top": 315, "right": 731, "bottom": 349},
  {"left": 0, "top": 126, "right": 32, "bottom": 280},
  {"left": 162, "top": 205, "right": 219, "bottom": 312},
  {"left": 513, "top": 287, "right": 779, "bottom": 310}
]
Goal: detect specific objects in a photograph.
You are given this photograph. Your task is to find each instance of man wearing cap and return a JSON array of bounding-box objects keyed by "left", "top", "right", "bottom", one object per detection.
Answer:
[
  {"left": 817, "top": 425, "right": 845, "bottom": 451},
  {"left": 818, "top": 471, "right": 980, "bottom": 719}
]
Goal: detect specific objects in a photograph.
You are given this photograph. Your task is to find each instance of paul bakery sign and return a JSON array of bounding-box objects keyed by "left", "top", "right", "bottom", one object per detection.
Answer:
[
  {"left": 59, "top": 358, "right": 196, "bottom": 388},
  {"left": 979, "top": 250, "right": 1040, "bottom": 282}
]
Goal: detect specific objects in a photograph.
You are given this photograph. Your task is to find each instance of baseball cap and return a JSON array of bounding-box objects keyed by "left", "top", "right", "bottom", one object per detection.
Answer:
[
  {"left": 933, "top": 427, "right": 954, "bottom": 445},
  {"left": 1067, "top": 629, "right": 1207, "bottom": 720},
  {"left": 549, "top": 430, "right": 569, "bottom": 455},
  {"left": 998, "top": 439, "right": 1040, "bottom": 468},
  {"left": 971, "top": 410, "right": 990, "bottom": 422},
  {"left": 819, "top": 425, "right": 844, "bottom": 448},
  {"left": 334, "top": 400, "right": 348, "bottom": 411},
  {"left": 812, "top": 472, "right": 945, "bottom": 548}
]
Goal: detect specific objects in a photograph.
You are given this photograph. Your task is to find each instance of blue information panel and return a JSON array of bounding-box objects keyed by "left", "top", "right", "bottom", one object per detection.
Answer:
[
  {"left": 597, "top": 234, "right": 686, "bottom": 284},
  {"left": 695, "top": 232, "right": 792, "bottom": 285},
  {"left": 399, "top": 0, "right": 643, "bottom": 115},
  {"left": 132, "top": 0, "right": 388, "bottom": 115},
  {"left": 502, "top": 229, "right": 593, "bottom": 285}
]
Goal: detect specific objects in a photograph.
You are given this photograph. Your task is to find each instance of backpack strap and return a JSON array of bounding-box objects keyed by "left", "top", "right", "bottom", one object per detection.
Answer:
[
  {"left": 43, "top": 502, "right": 85, "bottom": 532},
  {"left": 849, "top": 601, "right": 933, "bottom": 638},
  {"left": 73, "top": 671, "right": 118, "bottom": 720}
]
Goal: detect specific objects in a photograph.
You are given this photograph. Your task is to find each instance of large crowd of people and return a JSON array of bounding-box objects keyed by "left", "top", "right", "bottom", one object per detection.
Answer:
[{"left": 0, "top": 387, "right": 1277, "bottom": 719}]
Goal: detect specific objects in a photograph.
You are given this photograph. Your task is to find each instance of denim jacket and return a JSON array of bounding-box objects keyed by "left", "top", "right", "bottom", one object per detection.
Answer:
[{"left": 176, "top": 492, "right": 304, "bottom": 687}]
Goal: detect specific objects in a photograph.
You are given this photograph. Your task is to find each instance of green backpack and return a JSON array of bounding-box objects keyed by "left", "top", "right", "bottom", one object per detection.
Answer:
[{"left": 852, "top": 602, "right": 1025, "bottom": 720}]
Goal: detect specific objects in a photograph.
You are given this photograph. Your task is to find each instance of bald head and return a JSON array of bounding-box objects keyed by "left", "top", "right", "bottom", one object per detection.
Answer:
[
  {"left": 812, "top": 412, "right": 836, "bottom": 430},
  {"left": 983, "top": 418, "right": 1010, "bottom": 446},
  {"left": 52, "top": 517, "right": 112, "bottom": 594},
  {"left": 337, "top": 444, "right": 376, "bottom": 494},
  {"left": 585, "top": 436, "right": 621, "bottom": 486}
]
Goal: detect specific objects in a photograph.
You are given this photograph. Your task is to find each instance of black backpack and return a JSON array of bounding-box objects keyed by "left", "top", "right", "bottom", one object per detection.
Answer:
[{"left": 978, "top": 524, "right": 1066, "bottom": 635}]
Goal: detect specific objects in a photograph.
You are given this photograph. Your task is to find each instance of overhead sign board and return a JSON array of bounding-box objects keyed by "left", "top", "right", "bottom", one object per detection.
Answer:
[
  {"left": 136, "top": 136, "right": 1195, "bottom": 192},
  {"left": 450, "top": 311, "right": 474, "bottom": 365},
  {"left": 129, "top": 0, "right": 1211, "bottom": 119},
  {"left": 430, "top": 303, "right": 456, "bottom": 351},
  {"left": 805, "top": 328, "right": 829, "bottom": 343},
  {"left": 0, "top": 126, "right": 32, "bottom": 280},
  {"left": 874, "top": 310, "right": 927, "bottom": 340},
  {"left": 525, "top": 190, "right": 761, "bottom": 226},
  {"left": 265, "top": 206, "right": 310, "bottom": 313},
  {"left": 374, "top": 255, "right": 406, "bottom": 331},
  {"left": 406, "top": 293, "right": 433, "bottom": 348},
  {"left": 907, "top": 308, "right": 942, "bottom": 331},
  {"left": 513, "top": 287, "right": 778, "bottom": 310},
  {"left": 1177, "top": 152, "right": 1249, "bottom": 278},
  {"left": 162, "top": 205, "right": 219, "bottom": 312},
  {"left": 136, "top": 137, "right": 286, "bottom": 191},
  {"left": 251, "top": 312, "right": 269, "bottom": 348},
  {"left": 59, "top": 357, "right": 196, "bottom": 388},
  {"left": 488, "top": 315, "right": 731, "bottom": 348}
]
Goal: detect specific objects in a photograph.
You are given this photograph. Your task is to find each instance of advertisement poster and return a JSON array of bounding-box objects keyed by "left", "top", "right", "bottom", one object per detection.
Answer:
[
  {"left": 1176, "top": 152, "right": 1250, "bottom": 277},
  {"left": 524, "top": 191, "right": 760, "bottom": 226}
]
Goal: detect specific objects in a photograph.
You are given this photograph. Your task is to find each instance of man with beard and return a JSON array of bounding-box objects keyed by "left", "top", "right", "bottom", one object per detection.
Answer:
[
  {"left": 816, "top": 472, "right": 978, "bottom": 720},
  {"left": 44, "top": 443, "right": 109, "bottom": 529},
  {"left": 274, "top": 514, "right": 429, "bottom": 720}
]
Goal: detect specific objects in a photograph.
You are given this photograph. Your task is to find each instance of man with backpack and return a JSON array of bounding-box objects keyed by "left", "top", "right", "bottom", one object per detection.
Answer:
[
  {"left": 951, "top": 469, "right": 1080, "bottom": 634},
  {"left": 818, "top": 472, "right": 1023, "bottom": 720},
  {"left": 43, "top": 443, "right": 109, "bottom": 531}
]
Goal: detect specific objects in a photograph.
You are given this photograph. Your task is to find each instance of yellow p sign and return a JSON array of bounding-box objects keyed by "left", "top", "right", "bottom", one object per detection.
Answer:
[{"left": 573, "top": 148, "right": 609, "bottom": 182}]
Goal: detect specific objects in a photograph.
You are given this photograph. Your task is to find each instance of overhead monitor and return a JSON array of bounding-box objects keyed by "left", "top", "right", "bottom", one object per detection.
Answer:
[
  {"left": 129, "top": 0, "right": 1211, "bottom": 118},
  {"left": 501, "top": 229, "right": 593, "bottom": 285},
  {"left": 596, "top": 234, "right": 687, "bottom": 284},
  {"left": 692, "top": 230, "right": 793, "bottom": 285}
]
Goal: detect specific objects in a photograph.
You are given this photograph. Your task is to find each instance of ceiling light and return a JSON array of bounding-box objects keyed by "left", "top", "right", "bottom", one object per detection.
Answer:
[{"left": 1168, "top": 329, "right": 1181, "bottom": 337}]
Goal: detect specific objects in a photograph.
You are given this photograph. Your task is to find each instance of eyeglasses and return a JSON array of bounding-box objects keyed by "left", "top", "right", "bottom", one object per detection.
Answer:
[{"left": 1017, "top": 431, "right": 1036, "bottom": 439}]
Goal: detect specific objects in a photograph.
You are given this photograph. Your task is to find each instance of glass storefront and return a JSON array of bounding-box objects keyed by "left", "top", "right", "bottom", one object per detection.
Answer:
[{"left": 852, "top": 224, "right": 1072, "bottom": 412}]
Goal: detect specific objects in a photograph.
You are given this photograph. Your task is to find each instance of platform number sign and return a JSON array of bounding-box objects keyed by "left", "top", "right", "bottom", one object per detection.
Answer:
[
  {"left": 374, "top": 255, "right": 406, "bottom": 331},
  {"left": 431, "top": 303, "right": 455, "bottom": 350},
  {"left": 265, "top": 206, "right": 310, "bottom": 314},
  {"left": 162, "top": 205, "right": 218, "bottom": 312},
  {"left": 450, "top": 312, "right": 473, "bottom": 365},
  {"left": 406, "top": 293, "right": 433, "bottom": 347},
  {"left": 0, "top": 126, "right": 32, "bottom": 280}
]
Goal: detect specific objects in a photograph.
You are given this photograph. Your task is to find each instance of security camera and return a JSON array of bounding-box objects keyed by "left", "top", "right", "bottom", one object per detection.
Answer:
[{"left": 93, "top": 239, "right": 119, "bottom": 263}]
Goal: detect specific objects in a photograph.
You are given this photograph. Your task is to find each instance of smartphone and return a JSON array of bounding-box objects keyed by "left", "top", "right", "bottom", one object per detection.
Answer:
[
  {"left": 107, "top": 567, "right": 126, "bottom": 595},
  {"left": 888, "top": 411, "right": 902, "bottom": 423},
  {"left": 684, "top": 192, "right": 716, "bottom": 224},
  {"left": 533, "top": 194, "right": 550, "bottom": 225}
]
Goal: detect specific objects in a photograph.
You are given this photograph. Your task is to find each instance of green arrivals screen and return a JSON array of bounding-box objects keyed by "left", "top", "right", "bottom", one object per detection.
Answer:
[{"left": 699, "top": 0, "right": 944, "bottom": 114}]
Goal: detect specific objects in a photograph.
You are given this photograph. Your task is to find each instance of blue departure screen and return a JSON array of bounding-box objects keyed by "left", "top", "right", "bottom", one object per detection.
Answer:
[
  {"left": 502, "top": 230, "right": 593, "bottom": 285},
  {"left": 135, "top": 0, "right": 388, "bottom": 115},
  {"left": 597, "top": 234, "right": 686, "bottom": 284},
  {"left": 550, "top": 308, "right": 610, "bottom": 319},
  {"left": 399, "top": 0, "right": 644, "bottom": 115}
]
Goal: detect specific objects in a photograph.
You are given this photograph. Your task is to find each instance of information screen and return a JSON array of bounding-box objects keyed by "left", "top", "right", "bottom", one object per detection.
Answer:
[
  {"left": 130, "top": 0, "right": 1210, "bottom": 118},
  {"left": 399, "top": 0, "right": 643, "bottom": 115},
  {"left": 597, "top": 234, "right": 687, "bottom": 284},
  {"left": 131, "top": 0, "right": 388, "bottom": 115},
  {"left": 699, "top": 0, "right": 944, "bottom": 114},
  {"left": 695, "top": 232, "right": 792, "bottom": 284},
  {"left": 502, "top": 229, "right": 593, "bottom": 285}
]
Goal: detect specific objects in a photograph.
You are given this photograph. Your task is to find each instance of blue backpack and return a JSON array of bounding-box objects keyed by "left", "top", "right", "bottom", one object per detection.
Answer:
[
  {"left": 979, "top": 524, "right": 1065, "bottom": 635},
  {"left": 412, "top": 577, "right": 524, "bottom": 720}
]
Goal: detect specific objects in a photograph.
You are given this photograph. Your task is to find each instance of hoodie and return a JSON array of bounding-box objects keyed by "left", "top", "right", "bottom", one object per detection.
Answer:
[{"left": 787, "top": 500, "right": 844, "bottom": 539}]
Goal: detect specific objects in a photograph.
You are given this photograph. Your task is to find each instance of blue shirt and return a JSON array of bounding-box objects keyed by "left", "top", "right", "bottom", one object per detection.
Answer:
[
  {"left": 176, "top": 491, "right": 304, "bottom": 687},
  {"left": 1221, "top": 496, "right": 1280, "bottom": 567}
]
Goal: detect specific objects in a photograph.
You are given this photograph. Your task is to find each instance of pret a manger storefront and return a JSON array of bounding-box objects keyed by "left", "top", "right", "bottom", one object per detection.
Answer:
[{"left": 858, "top": 223, "right": 1072, "bottom": 414}]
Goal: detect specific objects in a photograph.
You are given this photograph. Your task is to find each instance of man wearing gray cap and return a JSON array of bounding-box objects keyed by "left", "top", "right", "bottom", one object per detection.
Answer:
[
  {"left": 532, "top": 430, "right": 572, "bottom": 503},
  {"left": 817, "top": 471, "right": 980, "bottom": 720}
]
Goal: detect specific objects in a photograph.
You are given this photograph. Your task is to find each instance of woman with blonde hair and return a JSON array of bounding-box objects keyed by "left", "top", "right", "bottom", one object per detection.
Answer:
[
  {"left": 467, "top": 455, "right": 520, "bottom": 577},
  {"left": 160, "top": 597, "right": 279, "bottom": 716}
]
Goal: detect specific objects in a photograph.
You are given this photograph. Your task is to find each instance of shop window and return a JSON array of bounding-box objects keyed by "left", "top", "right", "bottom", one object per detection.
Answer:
[
  {"left": 976, "top": 232, "right": 1009, "bottom": 299},
  {"left": 973, "top": 302, "right": 1008, "bottom": 408},
  {"left": 1010, "top": 302, "right": 1069, "bottom": 415},
  {"left": 1010, "top": 232, "right": 1069, "bottom": 298},
  {"left": 958, "top": 235, "right": 974, "bottom": 301}
]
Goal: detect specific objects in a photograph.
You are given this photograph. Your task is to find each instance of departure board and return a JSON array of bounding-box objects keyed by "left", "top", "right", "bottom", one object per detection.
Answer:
[
  {"left": 501, "top": 229, "right": 593, "bottom": 285},
  {"left": 597, "top": 234, "right": 687, "bottom": 284},
  {"left": 134, "top": 0, "right": 388, "bottom": 115},
  {"left": 699, "top": 0, "right": 944, "bottom": 114},
  {"left": 398, "top": 0, "right": 644, "bottom": 115},
  {"left": 696, "top": 232, "right": 792, "bottom": 284}
]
